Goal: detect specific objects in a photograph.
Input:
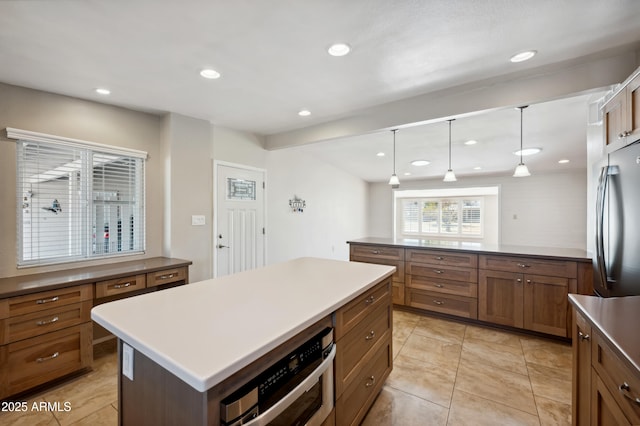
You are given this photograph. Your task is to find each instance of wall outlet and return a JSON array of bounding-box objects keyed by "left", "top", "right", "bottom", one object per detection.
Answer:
[
  {"left": 191, "top": 215, "right": 206, "bottom": 226},
  {"left": 122, "top": 343, "right": 134, "bottom": 381}
]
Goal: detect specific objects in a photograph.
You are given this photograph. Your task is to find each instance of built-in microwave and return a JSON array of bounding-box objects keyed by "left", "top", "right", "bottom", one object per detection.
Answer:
[{"left": 220, "top": 327, "right": 335, "bottom": 426}]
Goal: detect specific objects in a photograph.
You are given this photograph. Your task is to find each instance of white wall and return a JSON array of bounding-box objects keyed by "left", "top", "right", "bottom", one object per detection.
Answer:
[
  {"left": 368, "top": 169, "right": 587, "bottom": 250},
  {"left": 266, "top": 148, "right": 368, "bottom": 263}
]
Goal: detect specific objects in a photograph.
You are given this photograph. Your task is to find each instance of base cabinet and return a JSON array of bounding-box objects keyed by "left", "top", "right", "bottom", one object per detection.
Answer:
[{"left": 350, "top": 245, "right": 405, "bottom": 305}]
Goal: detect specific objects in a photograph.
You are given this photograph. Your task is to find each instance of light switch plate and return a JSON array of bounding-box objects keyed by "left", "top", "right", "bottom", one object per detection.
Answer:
[
  {"left": 122, "top": 343, "right": 134, "bottom": 381},
  {"left": 191, "top": 215, "right": 206, "bottom": 226}
]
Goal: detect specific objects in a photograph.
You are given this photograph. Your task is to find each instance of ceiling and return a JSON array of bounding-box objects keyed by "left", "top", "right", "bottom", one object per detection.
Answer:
[{"left": 1, "top": 1, "right": 640, "bottom": 181}]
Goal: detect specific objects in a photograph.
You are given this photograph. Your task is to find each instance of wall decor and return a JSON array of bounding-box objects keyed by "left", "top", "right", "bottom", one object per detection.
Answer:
[{"left": 289, "top": 196, "right": 306, "bottom": 213}]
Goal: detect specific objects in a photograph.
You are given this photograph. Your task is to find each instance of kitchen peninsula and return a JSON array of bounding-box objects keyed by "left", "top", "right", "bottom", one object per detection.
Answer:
[
  {"left": 349, "top": 237, "right": 593, "bottom": 338},
  {"left": 91, "top": 257, "right": 395, "bottom": 426}
]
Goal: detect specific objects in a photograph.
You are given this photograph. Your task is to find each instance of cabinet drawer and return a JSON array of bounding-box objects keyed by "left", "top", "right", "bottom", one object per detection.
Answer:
[
  {"left": 334, "top": 279, "right": 391, "bottom": 339},
  {"left": 351, "top": 257, "right": 404, "bottom": 283},
  {"left": 406, "top": 249, "right": 478, "bottom": 268},
  {"left": 407, "top": 263, "right": 477, "bottom": 283},
  {"left": 146, "top": 267, "right": 188, "bottom": 288},
  {"left": 407, "top": 275, "right": 477, "bottom": 298},
  {"left": 336, "top": 303, "right": 390, "bottom": 389},
  {"left": 1, "top": 322, "right": 92, "bottom": 398},
  {"left": 592, "top": 331, "right": 640, "bottom": 424},
  {"left": 479, "top": 255, "right": 577, "bottom": 278},
  {"left": 95, "top": 274, "right": 146, "bottom": 298},
  {"left": 406, "top": 288, "right": 478, "bottom": 319},
  {"left": 336, "top": 342, "right": 391, "bottom": 426},
  {"left": 350, "top": 244, "right": 404, "bottom": 261},
  {"left": 2, "top": 284, "right": 93, "bottom": 318},
  {"left": 1, "top": 300, "right": 92, "bottom": 345}
]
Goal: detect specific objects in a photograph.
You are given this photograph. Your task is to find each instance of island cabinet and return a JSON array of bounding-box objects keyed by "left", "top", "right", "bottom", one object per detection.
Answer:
[
  {"left": 0, "top": 257, "right": 191, "bottom": 399},
  {"left": 570, "top": 295, "right": 640, "bottom": 426},
  {"left": 334, "top": 277, "right": 392, "bottom": 426},
  {"left": 602, "top": 68, "right": 640, "bottom": 151},
  {"left": 478, "top": 254, "right": 576, "bottom": 337},
  {"left": 405, "top": 249, "right": 478, "bottom": 319},
  {"left": 350, "top": 243, "right": 405, "bottom": 305}
]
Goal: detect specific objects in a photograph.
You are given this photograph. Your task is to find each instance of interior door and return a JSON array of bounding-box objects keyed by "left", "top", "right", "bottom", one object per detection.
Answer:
[{"left": 215, "top": 163, "right": 265, "bottom": 277}]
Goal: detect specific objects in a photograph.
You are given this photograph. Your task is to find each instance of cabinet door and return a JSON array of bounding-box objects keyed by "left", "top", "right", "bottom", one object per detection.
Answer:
[
  {"left": 603, "top": 90, "right": 627, "bottom": 147},
  {"left": 626, "top": 74, "right": 640, "bottom": 143},
  {"left": 592, "top": 372, "right": 632, "bottom": 426},
  {"left": 522, "top": 274, "right": 569, "bottom": 337},
  {"left": 478, "top": 270, "right": 523, "bottom": 328},
  {"left": 573, "top": 311, "right": 592, "bottom": 426}
]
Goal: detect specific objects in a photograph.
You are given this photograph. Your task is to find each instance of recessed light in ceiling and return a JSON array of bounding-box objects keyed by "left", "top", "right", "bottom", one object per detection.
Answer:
[
  {"left": 558, "top": 159, "right": 570, "bottom": 164},
  {"left": 328, "top": 43, "right": 351, "bottom": 57},
  {"left": 404, "top": 172, "right": 411, "bottom": 176},
  {"left": 376, "top": 152, "right": 385, "bottom": 157},
  {"left": 465, "top": 140, "right": 478, "bottom": 145},
  {"left": 510, "top": 50, "right": 537, "bottom": 63},
  {"left": 473, "top": 166, "right": 482, "bottom": 170},
  {"left": 513, "top": 147, "right": 542, "bottom": 156},
  {"left": 200, "top": 68, "right": 221, "bottom": 79},
  {"left": 298, "top": 109, "right": 311, "bottom": 116},
  {"left": 95, "top": 88, "right": 110, "bottom": 95},
  {"left": 411, "top": 160, "right": 430, "bottom": 166}
]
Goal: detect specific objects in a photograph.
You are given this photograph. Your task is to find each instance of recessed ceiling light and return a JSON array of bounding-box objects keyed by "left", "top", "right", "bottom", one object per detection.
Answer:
[
  {"left": 558, "top": 159, "right": 570, "bottom": 164},
  {"left": 328, "top": 43, "right": 351, "bottom": 57},
  {"left": 404, "top": 172, "right": 411, "bottom": 176},
  {"left": 376, "top": 152, "right": 385, "bottom": 157},
  {"left": 510, "top": 50, "right": 537, "bottom": 63},
  {"left": 200, "top": 68, "right": 221, "bottom": 79},
  {"left": 95, "top": 88, "right": 110, "bottom": 95},
  {"left": 465, "top": 140, "right": 478, "bottom": 145},
  {"left": 411, "top": 160, "right": 430, "bottom": 166},
  {"left": 473, "top": 166, "right": 482, "bottom": 170},
  {"left": 513, "top": 147, "right": 542, "bottom": 156},
  {"left": 298, "top": 109, "right": 311, "bottom": 116}
]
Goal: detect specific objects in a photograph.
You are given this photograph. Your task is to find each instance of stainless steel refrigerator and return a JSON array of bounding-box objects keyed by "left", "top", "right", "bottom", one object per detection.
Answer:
[{"left": 594, "top": 140, "right": 640, "bottom": 296}]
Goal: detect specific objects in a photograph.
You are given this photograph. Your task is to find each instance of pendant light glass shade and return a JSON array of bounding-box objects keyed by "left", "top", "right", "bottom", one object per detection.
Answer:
[
  {"left": 513, "top": 106, "right": 531, "bottom": 177},
  {"left": 388, "top": 129, "right": 400, "bottom": 188},
  {"left": 443, "top": 119, "right": 457, "bottom": 182}
]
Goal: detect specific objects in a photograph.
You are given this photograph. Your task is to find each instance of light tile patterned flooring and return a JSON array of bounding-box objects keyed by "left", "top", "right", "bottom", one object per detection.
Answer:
[{"left": 1, "top": 309, "right": 572, "bottom": 425}]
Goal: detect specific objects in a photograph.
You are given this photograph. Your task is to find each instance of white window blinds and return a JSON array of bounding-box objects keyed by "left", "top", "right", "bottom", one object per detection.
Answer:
[{"left": 10, "top": 128, "right": 146, "bottom": 266}]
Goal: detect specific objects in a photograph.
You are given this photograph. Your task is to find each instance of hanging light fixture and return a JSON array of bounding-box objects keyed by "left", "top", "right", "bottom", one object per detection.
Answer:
[
  {"left": 388, "top": 129, "right": 400, "bottom": 188},
  {"left": 513, "top": 106, "right": 531, "bottom": 177},
  {"left": 443, "top": 119, "right": 457, "bottom": 182}
]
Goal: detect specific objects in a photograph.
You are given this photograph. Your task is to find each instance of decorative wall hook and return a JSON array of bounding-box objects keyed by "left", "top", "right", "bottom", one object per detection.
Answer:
[
  {"left": 42, "top": 198, "right": 62, "bottom": 214},
  {"left": 289, "top": 196, "right": 306, "bottom": 213}
]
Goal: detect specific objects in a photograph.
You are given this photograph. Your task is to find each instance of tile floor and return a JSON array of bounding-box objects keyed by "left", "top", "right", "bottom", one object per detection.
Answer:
[{"left": 0, "top": 309, "right": 572, "bottom": 425}]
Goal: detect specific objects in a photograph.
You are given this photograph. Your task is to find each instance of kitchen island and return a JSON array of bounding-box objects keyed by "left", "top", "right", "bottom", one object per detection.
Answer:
[
  {"left": 348, "top": 237, "right": 593, "bottom": 338},
  {"left": 91, "top": 257, "right": 395, "bottom": 425}
]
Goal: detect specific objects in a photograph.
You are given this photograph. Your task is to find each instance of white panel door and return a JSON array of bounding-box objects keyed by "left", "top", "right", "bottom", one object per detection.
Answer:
[{"left": 215, "top": 163, "right": 265, "bottom": 277}]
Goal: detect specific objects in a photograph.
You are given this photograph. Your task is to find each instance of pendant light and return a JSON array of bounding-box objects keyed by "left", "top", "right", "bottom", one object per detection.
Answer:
[
  {"left": 513, "top": 106, "right": 531, "bottom": 177},
  {"left": 443, "top": 119, "right": 457, "bottom": 182},
  {"left": 388, "top": 129, "right": 400, "bottom": 188}
]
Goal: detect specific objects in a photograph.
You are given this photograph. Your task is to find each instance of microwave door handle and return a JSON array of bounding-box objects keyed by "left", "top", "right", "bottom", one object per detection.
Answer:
[{"left": 243, "top": 344, "right": 336, "bottom": 426}]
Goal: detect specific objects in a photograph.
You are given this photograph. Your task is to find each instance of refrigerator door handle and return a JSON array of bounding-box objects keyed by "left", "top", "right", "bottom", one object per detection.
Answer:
[{"left": 596, "top": 165, "right": 619, "bottom": 290}]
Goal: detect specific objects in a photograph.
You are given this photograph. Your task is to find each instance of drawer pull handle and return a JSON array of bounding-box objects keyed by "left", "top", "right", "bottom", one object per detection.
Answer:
[
  {"left": 36, "top": 352, "right": 60, "bottom": 363},
  {"left": 578, "top": 331, "right": 590, "bottom": 341},
  {"left": 516, "top": 278, "right": 522, "bottom": 283},
  {"left": 371, "top": 250, "right": 380, "bottom": 255},
  {"left": 36, "top": 316, "right": 59, "bottom": 326},
  {"left": 619, "top": 383, "right": 640, "bottom": 405},
  {"left": 113, "top": 282, "right": 132, "bottom": 289},
  {"left": 365, "top": 330, "right": 376, "bottom": 340},
  {"left": 365, "top": 375, "right": 376, "bottom": 387},
  {"left": 365, "top": 295, "right": 376, "bottom": 304},
  {"left": 435, "top": 284, "right": 444, "bottom": 288},
  {"left": 159, "top": 273, "right": 176, "bottom": 280},
  {"left": 526, "top": 279, "right": 532, "bottom": 284},
  {"left": 517, "top": 263, "right": 531, "bottom": 269},
  {"left": 433, "top": 300, "right": 444, "bottom": 305},
  {"left": 36, "top": 296, "right": 59, "bottom": 305},
  {"left": 434, "top": 256, "right": 444, "bottom": 261},
  {"left": 434, "top": 269, "right": 444, "bottom": 274}
]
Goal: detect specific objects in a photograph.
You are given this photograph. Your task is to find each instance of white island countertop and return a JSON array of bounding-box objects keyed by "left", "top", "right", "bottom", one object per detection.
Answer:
[{"left": 91, "top": 257, "right": 395, "bottom": 392}]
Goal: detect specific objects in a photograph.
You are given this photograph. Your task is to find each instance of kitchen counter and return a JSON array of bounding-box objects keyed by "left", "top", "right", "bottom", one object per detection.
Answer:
[
  {"left": 91, "top": 257, "right": 395, "bottom": 392},
  {"left": 348, "top": 237, "right": 592, "bottom": 262}
]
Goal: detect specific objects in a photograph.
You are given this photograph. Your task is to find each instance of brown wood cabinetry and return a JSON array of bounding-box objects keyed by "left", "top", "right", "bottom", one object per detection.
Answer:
[
  {"left": 334, "top": 278, "right": 393, "bottom": 426},
  {"left": 603, "top": 69, "right": 640, "bottom": 151},
  {"left": 406, "top": 249, "right": 478, "bottom": 319},
  {"left": 572, "top": 309, "right": 592, "bottom": 426},
  {"left": 350, "top": 244, "right": 405, "bottom": 305},
  {"left": 0, "top": 257, "right": 191, "bottom": 399}
]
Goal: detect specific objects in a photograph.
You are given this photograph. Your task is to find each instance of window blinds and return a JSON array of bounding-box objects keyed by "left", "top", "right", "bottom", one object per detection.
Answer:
[{"left": 11, "top": 129, "right": 146, "bottom": 266}]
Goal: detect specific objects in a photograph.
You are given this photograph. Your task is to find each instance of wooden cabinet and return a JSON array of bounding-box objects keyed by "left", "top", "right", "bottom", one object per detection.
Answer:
[
  {"left": 406, "top": 249, "right": 478, "bottom": 319},
  {"left": 572, "top": 309, "right": 592, "bottom": 426},
  {"left": 603, "top": 69, "right": 640, "bottom": 151},
  {"left": 95, "top": 274, "right": 146, "bottom": 298},
  {"left": 334, "top": 278, "right": 392, "bottom": 426},
  {"left": 479, "top": 255, "right": 574, "bottom": 337},
  {"left": 349, "top": 244, "right": 405, "bottom": 305}
]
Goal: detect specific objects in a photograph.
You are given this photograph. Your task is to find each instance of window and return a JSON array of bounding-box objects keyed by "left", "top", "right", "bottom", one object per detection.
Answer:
[
  {"left": 400, "top": 197, "right": 483, "bottom": 238},
  {"left": 9, "top": 128, "right": 146, "bottom": 267}
]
